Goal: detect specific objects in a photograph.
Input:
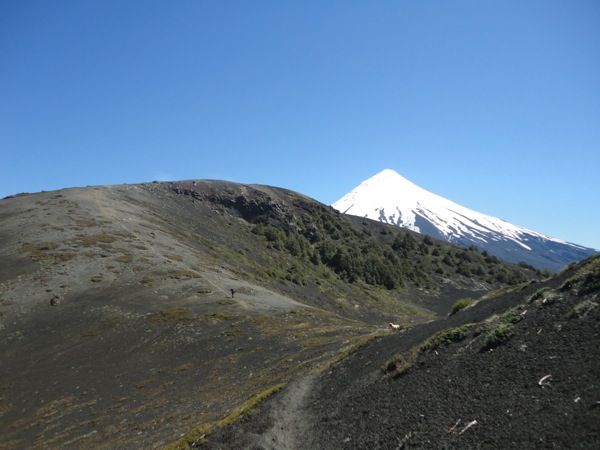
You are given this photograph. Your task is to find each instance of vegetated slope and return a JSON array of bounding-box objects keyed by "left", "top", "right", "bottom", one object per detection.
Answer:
[
  {"left": 0, "top": 180, "right": 539, "bottom": 448},
  {"left": 205, "top": 255, "right": 600, "bottom": 449},
  {"left": 332, "top": 169, "right": 598, "bottom": 272}
]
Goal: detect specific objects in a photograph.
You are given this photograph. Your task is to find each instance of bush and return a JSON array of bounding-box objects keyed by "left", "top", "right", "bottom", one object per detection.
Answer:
[
  {"left": 421, "top": 324, "right": 476, "bottom": 351},
  {"left": 528, "top": 287, "right": 550, "bottom": 303},
  {"left": 482, "top": 322, "right": 513, "bottom": 350},
  {"left": 501, "top": 306, "right": 524, "bottom": 325},
  {"left": 450, "top": 298, "right": 474, "bottom": 315}
]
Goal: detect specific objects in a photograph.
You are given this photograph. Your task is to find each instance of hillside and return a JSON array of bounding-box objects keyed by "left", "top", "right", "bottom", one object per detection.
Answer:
[
  {"left": 0, "top": 180, "right": 542, "bottom": 448},
  {"left": 203, "top": 254, "right": 600, "bottom": 449}
]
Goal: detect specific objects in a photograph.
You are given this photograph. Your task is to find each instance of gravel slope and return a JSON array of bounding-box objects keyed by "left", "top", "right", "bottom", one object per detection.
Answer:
[{"left": 205, "top": 257, "right": 600, "bottom": 449}]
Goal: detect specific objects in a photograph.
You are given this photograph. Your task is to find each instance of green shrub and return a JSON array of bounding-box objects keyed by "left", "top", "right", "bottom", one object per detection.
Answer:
[
  {"left": 529, "top": 287, "right": 550, "bottom": 303},
  {"left": 501, "top": 306, "right": 524, "bottom": 325},
  {"left": 384, "top": 352, "right": 417, "bottom": 376},
  {"left": 450, "top": 298, "right": 474, "bottom": 315},
  {"left": 579, "top": 256, "right": 600, "bottom": 295},
  {"left": 482, "top": 322, "right": 513, "bottom": 350},
  {"left": 421, "top": 324, "right": 477, "bottom": 352},
  {"left": 384, "top": 324, "right": 478, "bottom": 377}
]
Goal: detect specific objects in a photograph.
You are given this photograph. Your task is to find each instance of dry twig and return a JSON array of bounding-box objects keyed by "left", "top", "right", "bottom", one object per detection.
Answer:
[
  {"left": 538, "top": 374, "right": 552, "bottom": 387},
  {"left": 447, "top": 419, "right": 461, "bottom": 434},
  {"left": 459, "top": 420, "right": 477, "bottom": 434}
]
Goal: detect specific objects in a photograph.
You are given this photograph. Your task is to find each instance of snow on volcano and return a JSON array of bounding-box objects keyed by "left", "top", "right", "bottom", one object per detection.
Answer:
[{"left": 332, "top": 169, "right": 596, "bottom": 271}]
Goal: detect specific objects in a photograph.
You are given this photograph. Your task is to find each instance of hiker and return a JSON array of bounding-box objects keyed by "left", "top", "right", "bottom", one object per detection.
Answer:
[{"left": 230, "top": 288, "right": 235, "bottom": 298}]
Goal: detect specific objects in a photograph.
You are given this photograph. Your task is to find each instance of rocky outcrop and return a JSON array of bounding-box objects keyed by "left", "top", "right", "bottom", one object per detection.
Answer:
[{"left": 173, "top": 184, "right": 299, "bottom": 232}]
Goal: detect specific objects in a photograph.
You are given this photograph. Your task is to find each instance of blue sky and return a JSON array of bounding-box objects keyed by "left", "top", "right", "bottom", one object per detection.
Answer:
[{"left": 2, "top": 1, "right": 599, "bottom": 249}]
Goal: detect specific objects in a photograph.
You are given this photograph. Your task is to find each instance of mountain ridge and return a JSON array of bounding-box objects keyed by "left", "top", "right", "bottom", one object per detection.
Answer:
[
  {"left": 332, "top": 169, "right": 597, "bottom": 271},
  {"left": 0, "top": 179, "right": 541, "bottom": 448}
]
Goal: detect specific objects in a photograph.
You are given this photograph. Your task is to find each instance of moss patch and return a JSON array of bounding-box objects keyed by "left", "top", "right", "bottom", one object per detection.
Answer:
[{"left": 147, "top": 308, "right": 193, "bottom": 325}]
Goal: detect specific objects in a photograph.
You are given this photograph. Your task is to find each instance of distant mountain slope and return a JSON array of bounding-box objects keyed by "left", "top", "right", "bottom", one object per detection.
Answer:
[{"left": 332, "top": 169, "right": 597, "bottom": 271}]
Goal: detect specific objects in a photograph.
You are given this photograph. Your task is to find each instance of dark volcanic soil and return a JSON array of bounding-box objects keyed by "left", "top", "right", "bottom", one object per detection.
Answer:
[
  {"left": 204, "top": 258, "right": 600, "bottom": 449},
  {"left": 0, "top": 181, "right": 586, "bottom": 449},
  {"left": 0, "top": 184, "right": 371, "bottom": 448}
]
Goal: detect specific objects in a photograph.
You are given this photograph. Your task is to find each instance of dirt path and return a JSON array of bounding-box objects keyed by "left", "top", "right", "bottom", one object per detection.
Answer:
[
  {"left": 204, "top": 376, "right": 317, "bottom": 450},
  {"left": 255, "top": 376, "right": 316, "bottom": 450}
]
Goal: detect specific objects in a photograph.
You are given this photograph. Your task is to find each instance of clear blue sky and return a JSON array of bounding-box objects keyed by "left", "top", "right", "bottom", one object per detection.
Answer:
[{"left": 2, "top": 1, "right": 599, "bottom": 249}]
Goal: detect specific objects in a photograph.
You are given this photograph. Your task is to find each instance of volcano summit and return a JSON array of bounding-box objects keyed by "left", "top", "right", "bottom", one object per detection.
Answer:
[{"left": 332, "top": 169, "right": 597, "bottom": 272}]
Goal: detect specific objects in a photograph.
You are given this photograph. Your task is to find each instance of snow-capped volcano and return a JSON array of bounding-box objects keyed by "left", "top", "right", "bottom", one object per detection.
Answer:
[{"left": 332, "top": 169, "right": 597, "bottom": 271}]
